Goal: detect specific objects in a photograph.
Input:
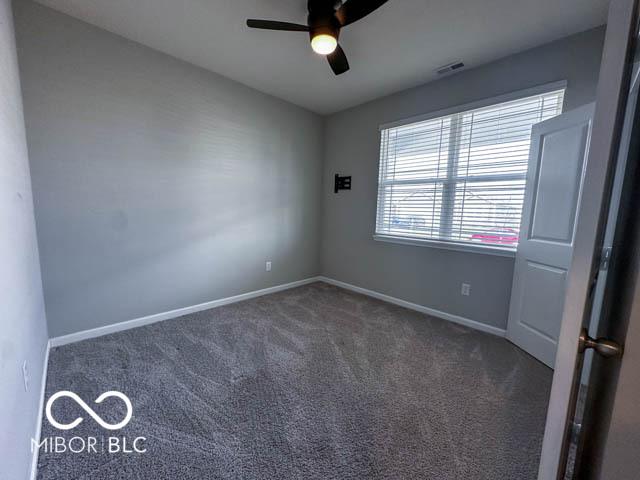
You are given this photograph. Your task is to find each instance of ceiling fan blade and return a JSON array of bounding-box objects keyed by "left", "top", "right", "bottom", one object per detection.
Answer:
[
  {"left": 335, "top": 0, "right": 389, "bottom": 27},
  {"left": 246, "top": 19, "right": 309, "bottom": 31},
  {"left": 327, "top": 44, "right": 350, "bottom": 75}
]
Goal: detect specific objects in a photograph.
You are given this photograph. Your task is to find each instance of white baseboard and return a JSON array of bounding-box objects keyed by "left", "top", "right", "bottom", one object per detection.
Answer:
[
  {"left": 318, "top": 276, "right": 506, "bottom": 337},
  {"left": 47, "top": 273, "right": 504, "bottom": 347},
  {"left": 30, "top": 340, "right": 50, "bottom": 480},
  {"left": 49, "top": 277, "right": 321, "bottom": 347}
]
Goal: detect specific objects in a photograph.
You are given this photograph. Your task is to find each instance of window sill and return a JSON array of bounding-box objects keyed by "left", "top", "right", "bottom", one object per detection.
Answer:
[{"left": 373, "top": 234, "right": 516, "bottom": 258}]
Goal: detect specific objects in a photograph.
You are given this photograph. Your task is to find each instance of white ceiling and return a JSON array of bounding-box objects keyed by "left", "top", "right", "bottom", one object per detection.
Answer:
[{"left": 34, "top": 0, "right": 609, "bottom": 114}]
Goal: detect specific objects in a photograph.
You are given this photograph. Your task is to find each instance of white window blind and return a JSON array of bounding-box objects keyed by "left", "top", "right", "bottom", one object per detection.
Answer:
[{"left": 375, "top": 88, "right": 565, "bottom": 251}]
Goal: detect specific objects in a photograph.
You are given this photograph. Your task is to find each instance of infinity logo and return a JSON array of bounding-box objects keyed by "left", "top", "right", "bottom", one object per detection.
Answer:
[{"left": 45, "top": 391, "right": 133, "bottom": 431}]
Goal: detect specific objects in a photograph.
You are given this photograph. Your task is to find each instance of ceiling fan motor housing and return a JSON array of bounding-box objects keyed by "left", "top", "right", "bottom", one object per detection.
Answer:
[
  {"left": 307, "top": 1, "right": 342, "bottom": 42},
  {"left": 307, "top": 0, "right": 343, "bottom": 14}
]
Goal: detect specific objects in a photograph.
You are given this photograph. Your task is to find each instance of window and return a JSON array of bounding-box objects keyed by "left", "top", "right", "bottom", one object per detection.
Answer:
[{"left": 375, "top": 87, "right": 565, "bottom": 253}]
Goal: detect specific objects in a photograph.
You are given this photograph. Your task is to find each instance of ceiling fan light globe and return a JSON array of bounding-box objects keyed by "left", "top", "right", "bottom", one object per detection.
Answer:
[{"left": 311, "top": 34, "right": 337, "bottom": 55}]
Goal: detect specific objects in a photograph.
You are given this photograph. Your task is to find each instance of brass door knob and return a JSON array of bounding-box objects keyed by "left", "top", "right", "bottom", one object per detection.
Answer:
[{"left": 578, "top": 328, "right": 623, "bottom": 358}]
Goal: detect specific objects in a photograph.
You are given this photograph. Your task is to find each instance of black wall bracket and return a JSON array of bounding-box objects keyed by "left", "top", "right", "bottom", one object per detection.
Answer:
[{"left": 334, "top": 174, "right": 351, "bottom": 193}]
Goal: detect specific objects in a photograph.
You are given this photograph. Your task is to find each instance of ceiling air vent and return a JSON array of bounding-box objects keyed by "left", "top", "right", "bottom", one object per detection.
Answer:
[{"left": 436, "top": 62, "right": 465, "bottom": 76}]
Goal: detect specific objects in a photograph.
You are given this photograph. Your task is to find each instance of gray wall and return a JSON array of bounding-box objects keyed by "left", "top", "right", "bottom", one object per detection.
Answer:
[
  {"left": 14, "top": 1, "right": 324, "bottom": 338},
  {"left": 0, "top": 0, "right": 49, "bottom": 478},
  {"left": 321, "top": 27, "right": 606, "bottom": 330},
  {"left": 598, "top": 253, "right": 640, "bottom": 479},
  {"left": 10, "top": 1, "right": 606, "bottom": 340}
]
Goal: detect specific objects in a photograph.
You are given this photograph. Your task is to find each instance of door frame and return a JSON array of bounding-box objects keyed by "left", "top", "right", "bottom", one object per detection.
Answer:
[
  {"left": 575, "top": 20, "right": 640, "bottom": 480},
  {"left": 538, "top": 0, "right": 640, "bottom": 478}
]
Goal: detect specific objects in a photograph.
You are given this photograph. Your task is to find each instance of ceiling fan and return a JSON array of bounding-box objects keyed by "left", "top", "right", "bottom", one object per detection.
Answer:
[{"left": 246, "top": 0, "right": 390, "bottom": 75}]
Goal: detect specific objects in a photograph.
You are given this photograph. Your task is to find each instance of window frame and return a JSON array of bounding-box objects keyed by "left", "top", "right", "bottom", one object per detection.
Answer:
[{"left": 373, "top": 81, "right": 568, "bottom": 257}]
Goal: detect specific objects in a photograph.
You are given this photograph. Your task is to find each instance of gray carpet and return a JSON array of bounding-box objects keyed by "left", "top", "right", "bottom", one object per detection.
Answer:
[{"left": 37, "top": 282, "right": 552, "bottom": 479}]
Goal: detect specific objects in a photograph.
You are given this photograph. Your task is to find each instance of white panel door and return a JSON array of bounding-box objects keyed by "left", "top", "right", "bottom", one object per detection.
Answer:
[{"left": 507, "top": 104, "right": 594, "bottom": 368}]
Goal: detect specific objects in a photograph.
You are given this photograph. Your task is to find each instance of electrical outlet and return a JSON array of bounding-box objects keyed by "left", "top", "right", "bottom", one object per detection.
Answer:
[
  {"left": 266, "top": 261, "right": 272, "bottom": 272},
  {"left": 22, "top": 360, "right": 29, "bottom": 392},
  {"left": 461, "top": 283, "right": 471, "bottom": 296}
]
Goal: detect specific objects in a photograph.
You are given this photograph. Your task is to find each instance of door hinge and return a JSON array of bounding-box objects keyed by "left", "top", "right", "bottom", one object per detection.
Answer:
[{"left": 600, "top": 246, "right": 612, "bottom": 271}]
